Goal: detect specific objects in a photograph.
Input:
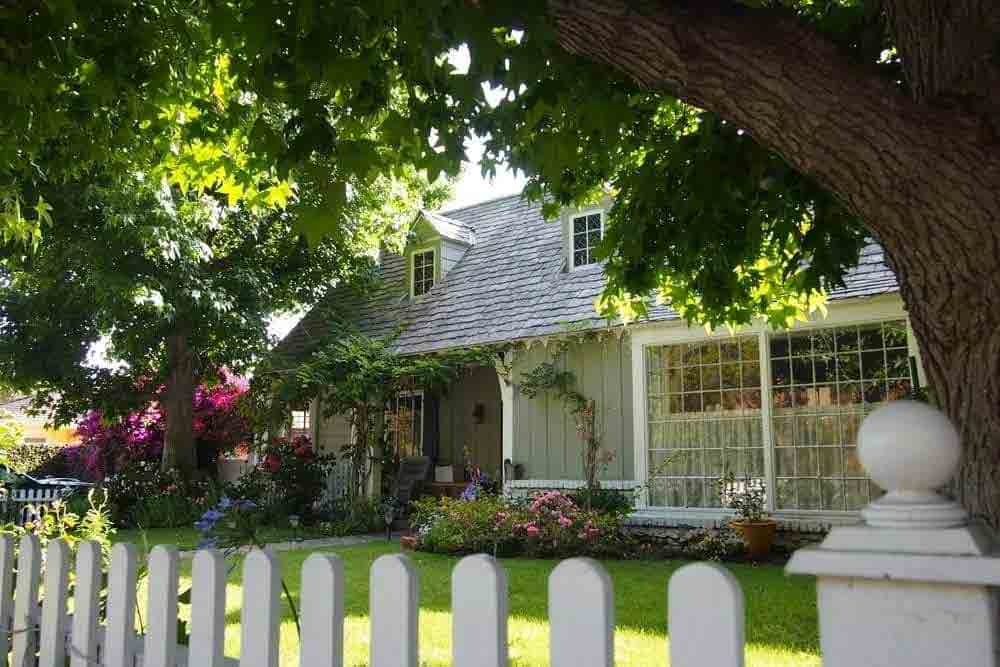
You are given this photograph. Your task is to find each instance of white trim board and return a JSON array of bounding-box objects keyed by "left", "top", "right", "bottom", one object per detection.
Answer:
[
  {"left": 506, "top": 479, "right": 640, "bottom": 490},
  {"left": 409, "top": 245, "right": 437, "bottom": 298}
]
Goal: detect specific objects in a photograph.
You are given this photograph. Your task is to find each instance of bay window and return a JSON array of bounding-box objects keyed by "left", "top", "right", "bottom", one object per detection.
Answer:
[{"left": 643, "top": 318, "right": 915, "bottom": 513}]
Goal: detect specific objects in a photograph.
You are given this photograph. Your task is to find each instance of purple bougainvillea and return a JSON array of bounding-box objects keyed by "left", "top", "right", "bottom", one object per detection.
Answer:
[{"left": 68, "top": 369, "right": 250, "bottom": 481}]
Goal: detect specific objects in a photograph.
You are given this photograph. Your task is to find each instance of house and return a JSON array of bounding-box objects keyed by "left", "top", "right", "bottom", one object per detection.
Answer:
[
  {"left": 0, "top": 395, "right": 79, "bottom": 448},
  {"left": 279, "top": 193, "right": 920, "bottom": 529}
]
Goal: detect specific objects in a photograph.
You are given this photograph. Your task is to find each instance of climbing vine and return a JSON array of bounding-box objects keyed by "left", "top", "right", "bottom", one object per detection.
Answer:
[
  {"left": 253, "top": 324, "right": 501, "bottom": 498},
  {"left": 520, "top": 342, "right": 614, "bottom": 494}
]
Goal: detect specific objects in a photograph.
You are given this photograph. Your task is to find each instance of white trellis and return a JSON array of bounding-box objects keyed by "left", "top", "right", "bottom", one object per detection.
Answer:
[{"left": 0, "top": 400, "right": 996, "bottom": 667}]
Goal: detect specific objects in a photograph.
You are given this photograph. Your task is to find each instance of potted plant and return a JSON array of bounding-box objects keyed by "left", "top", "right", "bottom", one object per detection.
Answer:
[{"left": 717, "top": 472, "right": 776, "bottom": 559}]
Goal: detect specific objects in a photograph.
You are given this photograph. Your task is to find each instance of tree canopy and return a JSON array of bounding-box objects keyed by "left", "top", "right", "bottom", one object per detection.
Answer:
[
  {"left": 4, "top": 1, "right": 1000, "bottom": 520},
  {"left": 0, "top": 168, "right": 447, "bottom": 471}
]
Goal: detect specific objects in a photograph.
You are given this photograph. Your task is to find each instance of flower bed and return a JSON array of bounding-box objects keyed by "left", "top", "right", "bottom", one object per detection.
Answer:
[{"left": 410, "top": 490, "right": 627, "bottom": 558}]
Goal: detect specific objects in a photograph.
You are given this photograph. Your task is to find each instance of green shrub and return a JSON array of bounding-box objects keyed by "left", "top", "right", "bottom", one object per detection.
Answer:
[
  {"left": 681, "top": 527, "right": 743, "bottom": 561},
  {"left": 568, "top": 487, "right": 633, "bottom": 518},
  {"left": 319, "top": 496, "right": 383, "bottom": 537},
  {"left": 411, "top": 495, "right": 521, "bottom": 555},
  {"left": 254, "top": 435, "right": 337, "bottom": 520},
  {"left": 101, "top": 460, "right": 217, "bottom": 528},
  {"left": 1, "top": 490, "right": 115, "bottom": 558}
]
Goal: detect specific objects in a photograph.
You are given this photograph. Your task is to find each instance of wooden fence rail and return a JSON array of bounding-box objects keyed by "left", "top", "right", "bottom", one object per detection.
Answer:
[{"left": 0, "top": 536, "right": 744, "bottom": 667}]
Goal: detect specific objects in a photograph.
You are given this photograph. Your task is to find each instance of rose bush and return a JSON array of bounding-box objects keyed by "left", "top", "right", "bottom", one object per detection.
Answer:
[{"left": 232, "top": 434, "right": 337, "bottom": 521}]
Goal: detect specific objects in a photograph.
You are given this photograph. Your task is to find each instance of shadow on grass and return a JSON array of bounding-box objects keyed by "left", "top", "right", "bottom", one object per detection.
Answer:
[{"left": 208, "top": 541, "right": 818, "bottom": 657}]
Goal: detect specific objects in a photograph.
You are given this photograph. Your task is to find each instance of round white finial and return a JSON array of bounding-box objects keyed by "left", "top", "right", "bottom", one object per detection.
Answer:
[
  {"left": 858, "top": 400, "right": 967, "bottom": 529},
  {"left": 859, "top": 400, "right": 960, "bottom": 492}
]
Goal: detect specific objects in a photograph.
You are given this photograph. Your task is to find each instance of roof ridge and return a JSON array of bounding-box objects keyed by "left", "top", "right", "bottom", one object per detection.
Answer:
[
  {"left": 421, "top": 209, "right": 475, "bottom": 230},
  {"left": 439, "top": 191, "right": 526, "bottom": 216}
]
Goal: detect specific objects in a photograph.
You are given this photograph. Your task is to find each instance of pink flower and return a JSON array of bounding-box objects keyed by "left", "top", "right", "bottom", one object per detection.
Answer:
[{"left": 525, "top": 524, "right": 540, "bottom": 537}]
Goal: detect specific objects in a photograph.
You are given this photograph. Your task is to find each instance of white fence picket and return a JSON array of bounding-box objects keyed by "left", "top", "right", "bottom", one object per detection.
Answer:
[
  {"left": 12, "top": 534, "right": 41, "bottom": 667},
  {"left": 145, "top": 546, "right": 180, "bottom": 667},
  {"left": 0, "top": 536, "right": 14, "bottom": 661},
  {"left": 190, "top": 549, "right": 228, "bottom": 667},
  {"left": 669, "top": 563, "right": 745, "bottom": 667},
  {"left": 549, "top": 558, "right": 614, "bottom": 667},
  {"left": 70, "top": 541, "right": 102, "bottom": 667},
  {"left": 300, "top": 553, "right": 344, "bottom": 667},
  {"left": 370, "top": 553, "right": 419, "bottom": 667},
  {"left": 0, "top": 539, "right": 761, "bottom": 667},
  {"left": 38, "top": 539, "right": 70, "bottom": 667},
  {"left": 105, "top": 542, "right": 139, "bottom": 667},
  {"left": 452, "top": 555, "right": 507, "bottom": 667},
  {"left": 240, "top": 549, "right": 281, "bottom": 667}
]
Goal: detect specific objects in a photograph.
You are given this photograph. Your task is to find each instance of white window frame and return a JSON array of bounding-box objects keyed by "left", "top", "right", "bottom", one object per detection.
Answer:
[
  {"left": 630, "top": 295, "right": 919, "bottom": 522},
  {"left": 290, "top": 405, "right": 310, "bottom": 437},
  {"left": 410, "top": 246, "right": 437, "bottom": 298},
  {"left": 389, "top": 389, "right": 425, "bottom": 457},
  {"left": 566, "top": 209, "right": 605, "bottom": 270}
]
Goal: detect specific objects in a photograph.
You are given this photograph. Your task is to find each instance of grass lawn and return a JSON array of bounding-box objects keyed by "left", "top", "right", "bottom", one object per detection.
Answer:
[{"left": 135, "top": 541, "right": 820, "bottom": 666}]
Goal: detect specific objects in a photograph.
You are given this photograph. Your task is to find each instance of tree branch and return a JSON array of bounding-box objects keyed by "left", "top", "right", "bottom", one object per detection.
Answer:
[{"left": 545, "top": 0, "right": 1000, "bottom": 254}]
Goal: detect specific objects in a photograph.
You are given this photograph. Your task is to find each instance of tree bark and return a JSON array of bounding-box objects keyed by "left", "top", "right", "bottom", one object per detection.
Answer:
[
  {"left": 545, "top": 1, "right": 1000, "bottom": 525},
  {"left": 161, "top": 330, "right": 198, "bottom": 476}
]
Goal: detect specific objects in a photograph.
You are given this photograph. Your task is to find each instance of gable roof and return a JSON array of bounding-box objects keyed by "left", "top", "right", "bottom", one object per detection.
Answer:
[
  {"left": 278, "top": 194, "right": 899, "bottom": 361},
  {"left": 419, "top": 209, "right": 476, "bottom": 245}
]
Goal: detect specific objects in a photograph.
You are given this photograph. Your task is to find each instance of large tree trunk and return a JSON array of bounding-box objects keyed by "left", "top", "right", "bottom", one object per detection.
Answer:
[
  {"left": 161, "top": 331, "right": 198, "bottom": 476},
  {"left": 545, "top": 1, "right": 1000, "bottom": 525}
]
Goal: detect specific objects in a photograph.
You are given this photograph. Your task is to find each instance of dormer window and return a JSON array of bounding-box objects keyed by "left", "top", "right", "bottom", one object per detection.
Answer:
[
  {"left": 411, "top": 247, "right": 436, "bottom": 297},
  {"left": 571, "top": 211, "right": 604, "bottom": 268}
]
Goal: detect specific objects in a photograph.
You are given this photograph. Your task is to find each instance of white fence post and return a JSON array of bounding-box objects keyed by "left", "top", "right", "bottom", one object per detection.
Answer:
[
  {"left": 549, "top": 558, "right": 614, "bottom": 667},
  {"left": 300, "top": 553, "right": 345, "bottom": 667},
  {"left": 104, "top": 542, "right": 139, "bottom": 667},
  {"left": 370, "top": 553, "right": 418, "bottom": 667},
  {"left": 0, "top": 536, "right": 14, "bottom": 661},
  {"left": 669, "top": 563, "right": 744, "bottom": 667},
  {"left": 787, "top": 400, "right": 1000, "bottom": 667},
  {"left": 145, "top": 546, "right": 180, "bottom": 667},
  {"left": 452, "top": 555, "right": 507, "bottom": 667},
  {"left": 38, "top": 539, "right": 70, "bottom": 667},
  {"left": 240, "top": 549, "right": 281, "bottom": 667},
  {"left": 70, "top": 541, "right": 102, "bottom": 667},
  {"left": 12, "top": 534, "right": 41, "bottom": 667},
  {"left": 190, "top": 549, "right": 228, "bottom": 667}
]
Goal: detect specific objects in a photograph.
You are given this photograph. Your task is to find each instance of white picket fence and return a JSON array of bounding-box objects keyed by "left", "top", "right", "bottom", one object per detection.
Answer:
[
  {"left": 0, "top": 535, "right": 743, "bottom": 667},
  {"left": 1, "top": 487, "right": 74, "bottom": 525}
]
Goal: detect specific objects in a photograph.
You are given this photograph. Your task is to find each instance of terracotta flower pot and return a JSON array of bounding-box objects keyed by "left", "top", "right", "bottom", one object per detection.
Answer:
[{"left": 730, "top": 519, "right": 777, "bottom": 559}]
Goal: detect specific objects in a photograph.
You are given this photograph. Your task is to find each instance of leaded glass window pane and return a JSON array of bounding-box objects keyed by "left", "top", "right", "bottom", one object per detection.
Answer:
[
  {"left": 646, "top": 337, "right": 765, "bottom": 508},
  {"left": 412, "top": 250, "right": 435, "bottom": 296},
  {"left": 571, "top": 213, "right": 604, "bottom": 267},
  {"left": 770, "top": 319, "right": 913, "bottom": 511}
]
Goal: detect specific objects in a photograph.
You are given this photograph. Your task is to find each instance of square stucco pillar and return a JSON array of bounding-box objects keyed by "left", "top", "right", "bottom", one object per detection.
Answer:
[{"left": 787, "top": 401, "right": 1000, "bottom": 667}]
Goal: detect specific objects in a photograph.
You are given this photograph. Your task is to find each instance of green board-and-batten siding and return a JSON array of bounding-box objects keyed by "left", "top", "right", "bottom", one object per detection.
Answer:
[{"left": 511, "top": 335, "right": 634, "bottom": 482}]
